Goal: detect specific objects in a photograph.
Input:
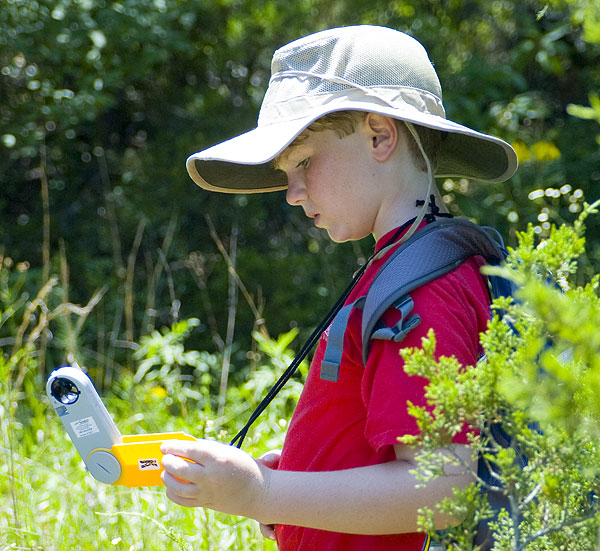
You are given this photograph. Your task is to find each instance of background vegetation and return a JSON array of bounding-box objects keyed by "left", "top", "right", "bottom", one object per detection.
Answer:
[{"left": 1, "top": 0, "right": 600, "bottom": 549}]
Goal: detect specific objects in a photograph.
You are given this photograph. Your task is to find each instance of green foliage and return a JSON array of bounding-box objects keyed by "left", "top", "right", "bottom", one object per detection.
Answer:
[
  {"left": 227, "top": 329, "right": 308, "bottom": 451},
  {"left": 0, "top": 258, "right": 302, "bottom": 550},
  {"left": 399, "top": 201, "right": 600, "bottom": 550},
  {"left": 132, "top": 318, "right": 215, "bottom": 418}
]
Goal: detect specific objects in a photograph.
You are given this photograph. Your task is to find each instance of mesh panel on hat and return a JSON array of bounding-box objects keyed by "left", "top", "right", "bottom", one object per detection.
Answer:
[{"left": 267, "top": 27, "right": 442, "bottom": 104}]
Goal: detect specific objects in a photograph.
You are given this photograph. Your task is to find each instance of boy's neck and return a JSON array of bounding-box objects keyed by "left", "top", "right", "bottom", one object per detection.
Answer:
[{"left": 372, "top": 172, "right": 447, "bottom": 242}]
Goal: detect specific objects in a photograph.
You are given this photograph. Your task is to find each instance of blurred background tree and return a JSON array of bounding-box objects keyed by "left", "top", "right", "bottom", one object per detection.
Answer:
[{"left": 1, "top": 0, "right": 599, "bottom": 385}]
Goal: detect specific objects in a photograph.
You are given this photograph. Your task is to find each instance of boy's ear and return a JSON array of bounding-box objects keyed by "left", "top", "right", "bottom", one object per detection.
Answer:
[{"left": 365, "top": 113, "right": 398, "bottom": 162}]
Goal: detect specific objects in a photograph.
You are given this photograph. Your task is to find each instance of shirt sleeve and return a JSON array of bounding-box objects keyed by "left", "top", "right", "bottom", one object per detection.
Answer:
[{"left": 358, "top": 258, "right": 490, "bottom": 453}]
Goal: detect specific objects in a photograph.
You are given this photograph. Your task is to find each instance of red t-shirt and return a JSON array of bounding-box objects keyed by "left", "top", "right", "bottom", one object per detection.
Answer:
[{"left": 275, "top": 222, "right": 492, "bottom": 551}]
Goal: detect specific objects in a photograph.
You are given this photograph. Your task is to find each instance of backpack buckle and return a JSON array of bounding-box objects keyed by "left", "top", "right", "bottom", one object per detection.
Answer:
[{"left": 371, "top": 295, "right": 422, "bottom": 343}]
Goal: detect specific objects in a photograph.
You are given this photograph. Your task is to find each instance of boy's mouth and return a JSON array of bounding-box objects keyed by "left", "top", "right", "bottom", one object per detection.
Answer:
[{"left": 304, "top": 209, "right": 318, "bottom": 221}]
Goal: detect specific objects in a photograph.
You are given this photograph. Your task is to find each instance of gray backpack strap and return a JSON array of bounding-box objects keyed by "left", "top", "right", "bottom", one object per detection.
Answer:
[
  {"left": 361, "top": 218, "right": 506, "bottom": 364},
  {"left": 319, "top": 218, "right": 506, "bottom": 380},
  {"left": 320, "top": 297, "right": 365, "bottom": 382}
]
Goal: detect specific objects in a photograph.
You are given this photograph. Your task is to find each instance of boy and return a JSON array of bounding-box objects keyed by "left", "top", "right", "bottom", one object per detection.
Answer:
[{"left": 160, "top": 25, "right": 517, "bottom": 550}]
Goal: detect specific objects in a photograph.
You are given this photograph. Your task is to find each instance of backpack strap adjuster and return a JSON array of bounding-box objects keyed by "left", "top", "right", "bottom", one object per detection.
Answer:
[{"left": 371, "top": 295, "right": 422, "bottom": 343}]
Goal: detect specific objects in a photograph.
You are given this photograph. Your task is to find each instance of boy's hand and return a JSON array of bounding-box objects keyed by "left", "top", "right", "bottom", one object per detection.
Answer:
[
  {"left": 160, "top": 439, "right": 271, "bottom": 521},
  {"left": 256, "top": 449, "right": 282, "bottom": 540}
]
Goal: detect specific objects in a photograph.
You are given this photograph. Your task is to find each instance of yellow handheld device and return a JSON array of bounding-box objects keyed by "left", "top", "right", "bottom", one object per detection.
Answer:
[{"left": 46, "top": 366, "right": 195, "bottom": 487}]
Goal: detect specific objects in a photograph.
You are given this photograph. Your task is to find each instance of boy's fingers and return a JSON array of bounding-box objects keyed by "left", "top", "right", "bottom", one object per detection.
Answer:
[
  {"left": 161, "top": 438, "right": 234, "bottom": 466},
  {"left": 259, "top": 522, "right": 277, "bottom": 540},
  {"left": 164, "top": 486, "right": 202, "bottom": 508},
  {"left": 162, "top": 452, "right": 203, "bottom": 483},
  {"left": 161, "top": 439, "right": 203, "bottom": 460},
  {"left": 161, "top": 469, "right": 199, "bottom": 496}
]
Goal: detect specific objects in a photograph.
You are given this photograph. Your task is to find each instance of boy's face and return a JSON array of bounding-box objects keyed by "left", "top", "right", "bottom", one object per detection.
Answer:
[{"left": 278, "top": 123, "right": 390, "bottom": 243}]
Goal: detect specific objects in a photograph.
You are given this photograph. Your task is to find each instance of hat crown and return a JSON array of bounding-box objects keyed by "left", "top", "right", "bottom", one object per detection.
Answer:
[{"left": 259, "top": 26, "right": 443, "bottom": 125}]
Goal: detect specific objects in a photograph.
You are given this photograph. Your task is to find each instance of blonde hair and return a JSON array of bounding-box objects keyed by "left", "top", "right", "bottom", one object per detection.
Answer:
[{"left": 275, "top": 110, "right": 442, "bottom": 172}]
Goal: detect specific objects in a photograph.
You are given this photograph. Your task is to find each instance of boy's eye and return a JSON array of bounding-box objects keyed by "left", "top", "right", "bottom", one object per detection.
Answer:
[{"left": 296, "top": 158, "right": 311, "bottom": 169}]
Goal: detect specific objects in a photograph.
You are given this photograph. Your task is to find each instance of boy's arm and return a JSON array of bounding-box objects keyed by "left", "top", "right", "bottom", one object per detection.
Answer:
[{"left": 161, "top": 439, "right": 474, "bottom": 535}]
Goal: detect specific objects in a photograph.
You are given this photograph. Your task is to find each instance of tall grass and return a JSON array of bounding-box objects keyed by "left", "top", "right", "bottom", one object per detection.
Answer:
[{"left": 1, "top": 257, "right": 304, "bottom": 551}]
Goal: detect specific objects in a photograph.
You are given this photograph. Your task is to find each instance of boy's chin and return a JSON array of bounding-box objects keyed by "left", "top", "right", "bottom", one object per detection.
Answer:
[
  {"left": 324, "top": 228, "right": 346, "bottom": 243},
  {"left": 325, "top": 228, "right": 368, "bottom": 244}
]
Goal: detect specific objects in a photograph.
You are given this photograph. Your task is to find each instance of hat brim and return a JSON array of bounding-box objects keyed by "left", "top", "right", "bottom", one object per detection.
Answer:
[{"left": 186, "top": 103, "right": 517, "bottom": 194}]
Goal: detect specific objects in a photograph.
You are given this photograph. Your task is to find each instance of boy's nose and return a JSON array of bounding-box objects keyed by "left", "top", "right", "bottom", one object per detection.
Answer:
[{"left": 285, "top": 176, "right": 307, "bottom": 206}]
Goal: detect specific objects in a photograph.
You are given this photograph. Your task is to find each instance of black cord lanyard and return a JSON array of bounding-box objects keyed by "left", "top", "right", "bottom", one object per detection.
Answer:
[{"left": 230, "top": 217, "right": 418, "bottom": 449}]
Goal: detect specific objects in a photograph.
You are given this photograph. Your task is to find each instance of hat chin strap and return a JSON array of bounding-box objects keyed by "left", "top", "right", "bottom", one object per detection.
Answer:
[{"left": 398, "top": 122, "right": 434, "bottom": 244}]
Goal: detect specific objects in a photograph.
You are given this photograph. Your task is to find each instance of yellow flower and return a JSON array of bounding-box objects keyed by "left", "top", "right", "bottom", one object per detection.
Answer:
[
  {"left": 512, "top": 141, "right": 531, "bottom": 163},
  {"left": 151, "top": 386, "right": 168, "bottom": 398},
  {"left": 531, "top": 141, "right": 561, "bottom": 162}
]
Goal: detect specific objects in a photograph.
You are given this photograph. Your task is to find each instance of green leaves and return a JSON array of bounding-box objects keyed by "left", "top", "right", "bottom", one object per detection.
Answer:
[
  {"left": 400, "top": 205, "right": 600, "bottom": 549},
  {"left": 134, "top": 318, "right": 204, "bottom": 381}
]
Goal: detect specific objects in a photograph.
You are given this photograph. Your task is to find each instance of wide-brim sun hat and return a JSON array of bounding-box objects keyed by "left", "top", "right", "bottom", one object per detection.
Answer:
[{"left": 186, "top": 25, "right": 518, "bottom": 194}]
